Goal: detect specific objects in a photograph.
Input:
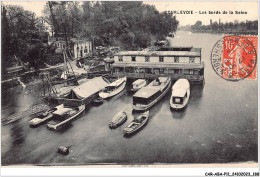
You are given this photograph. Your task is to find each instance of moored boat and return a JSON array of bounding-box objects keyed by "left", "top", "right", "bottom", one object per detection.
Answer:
[
  {"left": 99, "top": 77, "right": 127, "bottom": 99},
  {"left": 123, "top": 110, "right": 149, "bottom": 135},
  {"left": 29, "top": 104, "right": 64, "bottom": 127},
  {"left": 109, "top": 111, "right": 127, "bottom": 129},
  {"left": 130, "top": 79, "right": 147, "bottom": 92},
  {"left": 93, "top": 97, "right": 104, "bottom": 105},
  {"left": 132, "top": 77, "right": 171, "bottom": 111},
  {"left": 47, "top": 104, "right": 85, "bottom": 131},
  {"left": 170, "top": 78, "right": 190, "bottom": 110}
]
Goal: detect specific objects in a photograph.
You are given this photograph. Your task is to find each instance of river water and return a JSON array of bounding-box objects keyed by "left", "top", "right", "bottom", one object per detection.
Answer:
[{"left": 1, "top": 31, "right": 257, "bottom": 165}]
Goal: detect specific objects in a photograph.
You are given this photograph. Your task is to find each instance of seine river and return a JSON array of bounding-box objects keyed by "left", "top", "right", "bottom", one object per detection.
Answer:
[{"left": 1, "top": 31, "right": 257, "bottom": 165}]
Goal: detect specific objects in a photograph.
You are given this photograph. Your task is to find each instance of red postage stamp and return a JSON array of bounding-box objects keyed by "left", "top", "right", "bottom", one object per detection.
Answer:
[{"left": 211, "top": 35, "right": 257, "bottom": 81}]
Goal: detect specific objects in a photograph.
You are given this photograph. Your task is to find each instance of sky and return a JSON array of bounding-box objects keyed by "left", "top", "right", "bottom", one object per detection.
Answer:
[{"left": 2, "top": 1, "right": 258, "bottom": 26}]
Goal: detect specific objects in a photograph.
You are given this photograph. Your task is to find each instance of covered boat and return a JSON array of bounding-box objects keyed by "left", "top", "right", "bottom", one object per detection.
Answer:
[
  {"left": 47, "top": 104, "right": 85, "bottom": 130},
  {"left": 123, "top": 110, "right": 149, "bottom": 135},
  {"left": 29, "top": 104, "right": 64, "bottom": 127},
  {"left": 130, "top": 79, "right": 147, "bottom": 92},
  {"left": 59, "top": 77, "right": 109, "bottom": 106},
  {"left": 109, "top": 111, "right": 127, "bottom": 129},
  {"left": 170, "top": 78, "right": 190, "bottom": 110},
  {"left": 99, "top": 77, "right": 127, "bottom": 99},
  {"left": 132, "top": 77, "right": 171, "bottom": 111}
]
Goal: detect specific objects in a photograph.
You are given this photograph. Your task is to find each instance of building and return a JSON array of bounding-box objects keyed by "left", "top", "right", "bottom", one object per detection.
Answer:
[
  {"left": 49, "top": 38, "right": 93, "bottom": 59},
  {"left": 37, "top": 17, "right": 54, "bottom": 39},
  {"left": 111, "top": 47, "right": 204, "bottom": 84},
  {"left": 71, "top": 39, "right": 93, "bottom": 59}
]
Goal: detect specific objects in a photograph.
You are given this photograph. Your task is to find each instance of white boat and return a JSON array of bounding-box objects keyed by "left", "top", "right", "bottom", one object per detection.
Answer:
[
  {"left": 47, "top": 104, "right": 85, "bottom": 130},
  {"left": 123, "top": 111, "right": 149, "bottom": 135},
  {"left": 109, "top": 111, "right": 127, "bottom": 129},
  {"left": 29, "top": 104, "right": 64, "bottom": 127},
  {"left": 170, "top": 79, "right": 190, "bottom": 110},
  {"left": 130, "top": 79, "right": 147, "bottom": 92},
  {"left": 99, "top": 77, "right": 127, "bottom": 99},
  {"left": 132, "top": 77, "right": 171, "bottom": 111}
]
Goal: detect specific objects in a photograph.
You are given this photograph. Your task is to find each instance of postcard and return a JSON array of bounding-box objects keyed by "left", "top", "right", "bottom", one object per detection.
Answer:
[{"left": 1, "top": 1, "right": 258, "bottom": 176}]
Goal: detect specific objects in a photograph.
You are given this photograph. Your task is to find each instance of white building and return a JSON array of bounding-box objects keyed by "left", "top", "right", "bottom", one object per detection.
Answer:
[
  {"left": 111, "top": 47, "right": 205, "bottom": 84},
  {"left": 71, "top": 39, "right": 93, "bottom": 59}
]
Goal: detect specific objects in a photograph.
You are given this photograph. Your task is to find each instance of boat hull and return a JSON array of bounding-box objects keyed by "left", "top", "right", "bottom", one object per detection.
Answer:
[
  {"left": 47, "top": 105, "right": 85, "bottom": 131},
  {"left": 109, "top": 117, "right": 127, "bottom": 129},
  {"left": 109, "top": 111, "right": 127, "bottom": 129},
  {"left": 99, "top": 78, "right": 126, "bottom": 99},
  {"left": 29, "top": 104, "right": 64, "bottom": 127},
  {"left": 132, "top": 79, "right": 172, "bottom": 111},
  {"left": 29, "top": 114, "right": 53, "bottom": 128},
  {"left": 124, "top": 117, "right": 148, "bottom": 135},
  {"left": 123, "top": 111, "right": 149, "bottom": 135}
]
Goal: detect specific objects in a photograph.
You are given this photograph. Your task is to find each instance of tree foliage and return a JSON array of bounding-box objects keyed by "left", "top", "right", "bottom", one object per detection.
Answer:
[
  {"left": 43, "top": 1, "right": 179, "bottom": 50},
  {"left": 2, "top": 5, "right": 50, "bottom": 71}
]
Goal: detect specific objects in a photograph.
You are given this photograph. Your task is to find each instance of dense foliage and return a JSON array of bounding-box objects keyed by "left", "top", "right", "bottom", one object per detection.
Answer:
[
  {"left": 43, "top": 1, "right": 179, "bottom": 50},
  {"left": 2, "top": 5, "right": 51, "bottom": 72},
  {"left": 2, "top": 2, "right": 178, "bottom": 74}
]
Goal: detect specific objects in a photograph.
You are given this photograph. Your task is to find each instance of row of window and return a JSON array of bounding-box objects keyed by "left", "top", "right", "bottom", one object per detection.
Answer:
[
  {"left": 76, "top": 45, "right": 91, "bottom": 53},
  {"left": 118, "top": 56, "right": 196, "bottom": 63},
  {"left": 113, "top": 68, "right": 202, "bottom": 75}
]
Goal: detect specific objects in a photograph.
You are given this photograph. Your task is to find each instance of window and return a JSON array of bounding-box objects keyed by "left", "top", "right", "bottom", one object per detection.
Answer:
[
  {"left": 174, "top": 56, "right": 179, "bottom": 63},
  {"left": 145, "top": 56, "right": 150, "bottom": 62},
  {"left": 159, "top": 56, "right": 164, "bottom": 62},
  {"left": 189, "top": 57, "right": 195, "bottom": 63},
  {"left": 119, "top": 56, "right": 123, "bottom": 61},
  {"left": 131, "top": 56, "right": 136, "bottom": 62},
  {"left": 189, "top": 69, "right": 194, "bottom": 75}
]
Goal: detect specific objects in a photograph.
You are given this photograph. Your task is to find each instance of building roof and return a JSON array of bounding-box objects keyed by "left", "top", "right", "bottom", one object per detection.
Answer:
[
  {"left": 112, "top": 62, "right": 204, "bottom": 69},
  {"left": 134, "top": 87, "right": 159, "bottom": 98},
  {"left": 66, "top": 77, "right": 109, "bottom": 100},
  {"left": 115, "top": 48, "right": 201, "bottom": 57}
]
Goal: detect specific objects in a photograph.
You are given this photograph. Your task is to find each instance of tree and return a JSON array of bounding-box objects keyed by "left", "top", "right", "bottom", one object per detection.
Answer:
[
  {"left": 43, "top": 2, "right": 179, "bottom": 50},
  {"left": 2, "top": 5, "right": 50, "bottom": 70}
]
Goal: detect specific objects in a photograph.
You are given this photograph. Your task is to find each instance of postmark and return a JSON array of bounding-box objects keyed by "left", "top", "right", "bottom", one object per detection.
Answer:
[{"left": 211, "top": 35, "right": 257, "bottom": 81}]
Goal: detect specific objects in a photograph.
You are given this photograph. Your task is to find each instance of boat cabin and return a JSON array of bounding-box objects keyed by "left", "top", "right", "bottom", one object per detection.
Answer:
[
  {"left": 171, "top": 90, "right": 188, "bottom": 104},
  {"left": 171, "top": 78, "right": 190, "bottom": 104},
  {"left": 133, "top": 88, "right": 160, "bottom": 105},
  {"left": 103, "top": 85, "right": 118, "bottom": 93}
]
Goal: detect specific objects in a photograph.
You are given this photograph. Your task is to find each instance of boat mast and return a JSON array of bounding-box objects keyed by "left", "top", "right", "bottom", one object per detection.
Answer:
[{"left": 63, "top": 49, "right": 79, "bottom": 85}]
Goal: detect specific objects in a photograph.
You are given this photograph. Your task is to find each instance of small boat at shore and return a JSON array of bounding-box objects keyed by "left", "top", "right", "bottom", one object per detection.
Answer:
[
  {"left": 29, "top": 104, "right": 64, "bottom": 127},
  {"left": 170, "top": 79, "right": 190, "bottom": 110},
  {"left": 123, "top": 111, "right": 149, "bottom": 135},
  {"left": 109, "top": 111, "right": 127, "bottom": 129},
  {"left": 130, "top": 79, "right": 147, "bottom": 92},
  {"left": 47, "top": 104, "right": 85, "bottom": 131},
  {"left": 132, "top": 77, "right": 171, "bottom": 111},
  {"left": 99, "top": 77, "right": 127, "bottom": 99}
]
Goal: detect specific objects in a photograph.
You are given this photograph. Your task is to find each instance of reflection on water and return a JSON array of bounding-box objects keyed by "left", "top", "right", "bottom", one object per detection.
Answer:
[
  {"left": 1, "top": 31, "right": 258, "bottom": 165},
  {"left": 10, "top": 120, "right": 25, "bottom": 147}
]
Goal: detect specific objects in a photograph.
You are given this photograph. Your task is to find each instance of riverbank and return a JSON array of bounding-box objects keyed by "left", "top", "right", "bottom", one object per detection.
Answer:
[{"left": 190, "top": 29, "right": 258, "bottom": 35}]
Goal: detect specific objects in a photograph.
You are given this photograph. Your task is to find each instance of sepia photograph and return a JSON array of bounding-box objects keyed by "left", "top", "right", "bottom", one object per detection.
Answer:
[{"left": 1, "top": 0, "right": 258, "bottom": 176}]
